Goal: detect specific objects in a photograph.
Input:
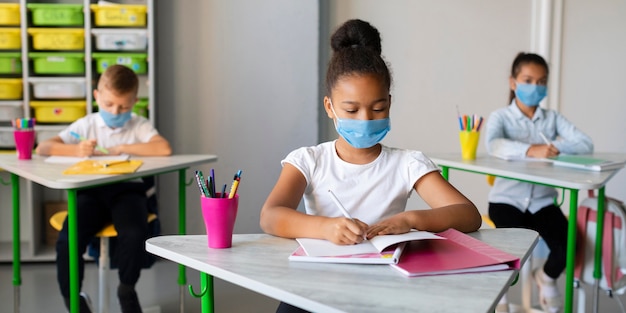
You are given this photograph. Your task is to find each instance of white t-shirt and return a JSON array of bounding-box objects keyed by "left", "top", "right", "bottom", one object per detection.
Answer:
[
  {"left": 282, "top": 141, "right": 440, "bottom": 225},
  {"left": 58, "top": 112, "right": 159, "bottom": 148}
]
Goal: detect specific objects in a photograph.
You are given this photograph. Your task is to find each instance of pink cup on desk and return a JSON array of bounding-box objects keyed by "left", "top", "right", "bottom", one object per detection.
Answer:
[
  {"left": 201, "top": 193, "right": 238, "bottom": 248},
  {"left": 13, "top": 130, "right": 35, "bottom": 160}
]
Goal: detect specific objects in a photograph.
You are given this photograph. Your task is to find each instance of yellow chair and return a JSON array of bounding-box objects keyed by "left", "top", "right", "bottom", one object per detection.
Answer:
[{"left": 50, "top": 211, "right": 157, "bottom": 313}]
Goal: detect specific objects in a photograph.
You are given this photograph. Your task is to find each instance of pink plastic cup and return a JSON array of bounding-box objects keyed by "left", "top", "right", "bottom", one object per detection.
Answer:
[
  {"left": 201, "top": 193, "right": 239, "bottom": 249},
  {"left": 13, "top": 130, "right": 35, "bottom": 160}
]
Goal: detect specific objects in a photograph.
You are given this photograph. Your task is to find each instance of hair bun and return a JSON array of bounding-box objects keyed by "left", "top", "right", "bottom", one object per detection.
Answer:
[{"left": 330, "top": 19, "right": 382, "bottom": 55}]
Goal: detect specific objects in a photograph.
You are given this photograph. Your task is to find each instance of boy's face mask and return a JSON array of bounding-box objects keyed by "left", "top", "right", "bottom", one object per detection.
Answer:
[
  {"left": 330, "top": 100, "right": 390, "bottom": 149},
  {"left": 99, "top": 110, "right": 132, "bottom": 128},
  {"left": 515, "top": 82, "right": 547, "bottom": 107}
]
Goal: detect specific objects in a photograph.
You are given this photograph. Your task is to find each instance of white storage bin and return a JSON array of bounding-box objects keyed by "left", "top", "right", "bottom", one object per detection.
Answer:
[
  {"left": 0, "top": 101, "right": 23, "bottom": 122},
  {"left": 92, "top": 28, "right": 148, "bottom": 51},
  {"left": 137, "top": 75, "right": 148, "bottom": 98},
  {"left": 0, "top": 126, "right": 14, "bottom": 148},
  {"left": 35, "top": 125, "right": 64, "bottom": 144},
  {"left": 30, "top": 77, "right": 86, "bottom": 99}
]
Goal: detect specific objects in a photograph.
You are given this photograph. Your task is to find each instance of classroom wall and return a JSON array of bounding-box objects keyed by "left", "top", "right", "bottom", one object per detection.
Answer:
[
  {"left": 153, "top": 0, "right": 626, "bottom": 234},
  {"left": 324, "top": 0, "right": 531, "bottom": 213},
  {"left": 324, "top": 0, "right": 626, "bottom": 214},
  {"left": 154, "top": 0, "right": 319, "bottom": 235}
]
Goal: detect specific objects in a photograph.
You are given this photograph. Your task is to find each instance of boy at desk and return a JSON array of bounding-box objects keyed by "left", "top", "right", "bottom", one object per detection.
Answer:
[
  {"left": 36, "top": 64, "right": 172, "bottom": 313},
  {"left": 260, "top": 19, "right": 481, "bottom": 313}
]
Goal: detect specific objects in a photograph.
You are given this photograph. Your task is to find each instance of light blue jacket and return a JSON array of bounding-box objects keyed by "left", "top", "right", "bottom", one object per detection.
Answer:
[{"left": 485, "top": 101, "right": 593, "bottom": 213}]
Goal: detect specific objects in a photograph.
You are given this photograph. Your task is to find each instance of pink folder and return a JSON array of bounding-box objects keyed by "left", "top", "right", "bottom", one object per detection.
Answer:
[{"left": 391, "top": 228, "right": 520, "bottom": 277}]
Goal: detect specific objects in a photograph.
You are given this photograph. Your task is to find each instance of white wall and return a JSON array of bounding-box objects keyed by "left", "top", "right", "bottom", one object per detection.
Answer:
[
  {"left": 325, "top": 0, "right": 532, "bottom": 214},
  {"left": 154, "top": 0, "right": 319, "bottom": 235},
  {"left": 153, "top": 0, "right": 626, "bottom": 236}
]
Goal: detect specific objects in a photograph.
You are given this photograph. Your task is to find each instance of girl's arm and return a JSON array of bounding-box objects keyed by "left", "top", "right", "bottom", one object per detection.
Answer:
[
  {"left": 260, "top": 163, "right": 367, "bottom": 245},
  {"left": 367, "top": 171, "right": 481, "bottom": 236},
  {"left": 105, "top": 135, "right": 172, "bottom": 156},
  {"left": 553, "top": 114, "right": 594, "bottom": 154}
]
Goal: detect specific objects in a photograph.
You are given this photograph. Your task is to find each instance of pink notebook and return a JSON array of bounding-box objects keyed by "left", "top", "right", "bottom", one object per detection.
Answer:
[{"left": 391, "top": 228, "right": 520, "bottom": 277}]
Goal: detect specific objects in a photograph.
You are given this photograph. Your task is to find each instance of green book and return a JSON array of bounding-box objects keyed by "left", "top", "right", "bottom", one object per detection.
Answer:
[{"left": 549, "top": 155, "right": 626, "bottom": 172}]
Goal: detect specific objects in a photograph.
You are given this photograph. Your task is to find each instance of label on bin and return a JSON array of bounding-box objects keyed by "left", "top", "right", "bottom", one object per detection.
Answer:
[{"left": 47, "top": 56, "right": 66, "bottom": 62}]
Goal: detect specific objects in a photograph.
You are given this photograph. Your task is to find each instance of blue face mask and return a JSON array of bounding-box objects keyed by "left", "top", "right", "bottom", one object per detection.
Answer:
[
  {"left": 99, "top": 110, "right": 132, "bottom": 128},
  {"left": 515, "top": 82, "right": 547, "bottom": 107},
  {"left": 330, "top": 101, "right": 390, "bottom": 149}
]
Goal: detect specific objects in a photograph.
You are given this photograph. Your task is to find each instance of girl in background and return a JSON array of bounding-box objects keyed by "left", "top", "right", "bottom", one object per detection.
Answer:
[{"left": 485, "top": 52, "right": 593, "bottom": 313}]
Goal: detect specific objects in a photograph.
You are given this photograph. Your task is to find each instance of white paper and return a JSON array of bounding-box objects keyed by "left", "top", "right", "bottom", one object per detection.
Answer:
[
  {"left": 296, "top": 231, "right": 443, "bottom": 257},
  {"left": 45, "top": 154, "right": 130, "bottom": 164}
]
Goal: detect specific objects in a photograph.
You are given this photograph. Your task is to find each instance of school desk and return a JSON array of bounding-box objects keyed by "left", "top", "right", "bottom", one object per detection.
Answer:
[
  {"left": 146, "top": 228, "right": 538, "bottom": 313},
  {"left": 428, "top": 152, "right": 626, "bottom": 313},
  {"left": 0, "top": 154, "right": 217, "bottom": 313}
]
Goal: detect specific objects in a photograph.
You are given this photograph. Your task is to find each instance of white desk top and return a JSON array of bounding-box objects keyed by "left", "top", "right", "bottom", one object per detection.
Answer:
[
  {"left": 428, "top": 153, "right": 626, "bottom": 190},
  {"left": 0, "top": 154, "right": 218, "bottom": 189},
  {"left": 147, "top": 229, "right": 538, "bottom": 313}
]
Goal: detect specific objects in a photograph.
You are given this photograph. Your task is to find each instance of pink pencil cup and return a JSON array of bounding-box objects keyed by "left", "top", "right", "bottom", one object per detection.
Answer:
[
  {"left": 201, "top": 193, "right": 239, "bottom": 249},
  {"left": 13, "top": 130, "right": 35, "bottom": 160}
]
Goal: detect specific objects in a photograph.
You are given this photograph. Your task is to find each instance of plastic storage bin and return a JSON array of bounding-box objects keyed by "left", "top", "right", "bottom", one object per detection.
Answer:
[
  {"left": 93, "top": 98, "right": 148, "bottom": 118},
  {"left": 30, "top": 100, "right": 86, "bottom": 123},
  {"left": 92, "top": 28, "right": 147, "bottom": 51},
  {"left": 0, "top": 126, "right": 15, "bottom": 148},
  {"left": 0, "top": 101, "right": 23, "bottom": 122},
  {"left": 27, "top": 4, "right": 83, "bottom": 26},
  {"left": 137, "top": 75, "right": 148, "bottom": 98},
  {"left": 0, "top": 4, "right": 20, "bottom": 26},
  {"left": 0, "top": 28, "right": 21, "bottom": 50},
  {"left": 0, "top": 52, "right": 21, "bottom": 74},
  {"left": 0, "top": 78, "right": 22, "bottom": 100},
  {"left": 92, "top": 52, "right": 147, "bottom": 74},
  {"left": 30, "top": 77, "right": 86, "bottom": 99},
  {"left": 28, "top": 28, "right": 85, "bottom": 50},
  {"left": 29, "top": 52, "right": 85, "bottom": 74},
  {"left": 90, "top": 4, "right": 147, "bottom": 27}
]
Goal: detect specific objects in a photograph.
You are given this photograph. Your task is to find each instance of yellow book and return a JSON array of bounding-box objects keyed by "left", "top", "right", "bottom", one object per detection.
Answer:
[{"left": 63, "top": 159, "right": 143, "bottom": 175}]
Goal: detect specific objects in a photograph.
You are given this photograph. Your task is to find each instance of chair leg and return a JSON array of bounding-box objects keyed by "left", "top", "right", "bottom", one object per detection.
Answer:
[{"left": 99, "top": 237, "right": 110, "bottom": 313}]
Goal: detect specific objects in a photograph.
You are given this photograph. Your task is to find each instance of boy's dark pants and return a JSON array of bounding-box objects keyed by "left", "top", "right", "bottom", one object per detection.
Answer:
[{"left": 56, "top": 183, "right": 148, "bottom": 298}]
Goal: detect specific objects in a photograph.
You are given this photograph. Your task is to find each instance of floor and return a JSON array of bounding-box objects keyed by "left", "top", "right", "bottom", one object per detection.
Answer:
[
  {"left": 0, "top": 259, "right": 279, "bottom": 313},
  {"left": 1, "top": 258, "right": 625, "bottom": 313}
]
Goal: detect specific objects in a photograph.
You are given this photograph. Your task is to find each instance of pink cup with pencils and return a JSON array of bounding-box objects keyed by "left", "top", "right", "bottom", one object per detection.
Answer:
[
  {"left": 12, "top": 118, "right": 36, "bottom": 160},
  {"left": 201, "top": 193, "right": 239, "bottom": 248}
]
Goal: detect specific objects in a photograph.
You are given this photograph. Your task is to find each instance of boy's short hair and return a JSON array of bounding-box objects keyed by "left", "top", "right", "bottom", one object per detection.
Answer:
[{"left": 97, "top": 64, "right": 139, "bottom": 96}]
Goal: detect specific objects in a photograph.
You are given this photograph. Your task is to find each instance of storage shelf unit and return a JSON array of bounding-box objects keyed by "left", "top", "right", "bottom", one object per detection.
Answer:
[{"left": 0, "top": 0, "right": 155, "bottom": 262}]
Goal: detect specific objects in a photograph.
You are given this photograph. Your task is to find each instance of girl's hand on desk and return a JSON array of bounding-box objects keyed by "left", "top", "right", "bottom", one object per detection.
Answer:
[
  {"left": 367, "top": 212, "right": 413, "bottom": 237},
  {"left": 527, "top": 144, "right": 559, "bottom": 158},
  {"left": 323, "top": 217, "right": 368, "bottom": 245}
]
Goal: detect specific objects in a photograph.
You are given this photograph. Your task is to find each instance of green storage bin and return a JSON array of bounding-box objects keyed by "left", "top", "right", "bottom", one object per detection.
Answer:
[
  {"left": 92, "top": 53, "right": 147, "bottom": 74},
  {"left": 29, "top": 52, "right": 85, "bottom": 75},
  {"left": 93, "top": 98, "right": 149, "bottom": 118},
  {"left": 0, "top": 52, "right": 21, "bottom": 74},
  {"left": 27, "top": 4, "right": 84, "bottom": 26}
]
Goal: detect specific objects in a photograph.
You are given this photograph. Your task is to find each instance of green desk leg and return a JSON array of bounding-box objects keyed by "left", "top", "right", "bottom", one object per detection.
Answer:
[
  {"left": 200, "top": 273, "right": 214, "bottom": 313},
  {"left": 565, "top": 189, "right": 579, "bottom": 313},
  {"left": 67, "top": 189, "right": 79, "bottom": 313},
  {"left": 592, "top": 187, "right": 606, "bottom": 312},
  {"left": 178, "top": 169, "right": 187, "bottom": 313},
  {"left": 11, "top": 173, "right": 20, "bottom": 313}
]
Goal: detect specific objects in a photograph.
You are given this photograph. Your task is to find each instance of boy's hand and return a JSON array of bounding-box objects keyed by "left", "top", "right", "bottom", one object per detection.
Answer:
[
  {"left": 76, "top": 139, "right": 97, "bottom": 157},
  {"left": 323, "top": 217, "right": 368, "bottom": 245}
]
